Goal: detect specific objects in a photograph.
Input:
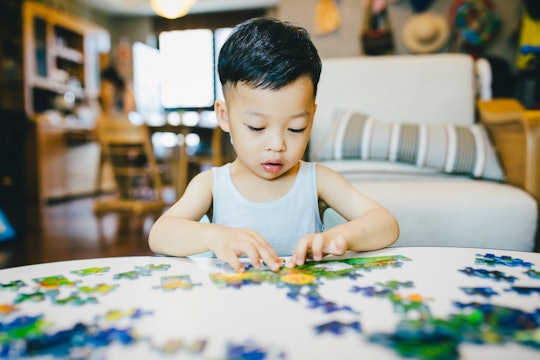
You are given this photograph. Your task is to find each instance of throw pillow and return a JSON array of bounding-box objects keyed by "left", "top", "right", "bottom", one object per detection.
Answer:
[{"left": 319, "top": 110, "right": 504, "bottom": 181}]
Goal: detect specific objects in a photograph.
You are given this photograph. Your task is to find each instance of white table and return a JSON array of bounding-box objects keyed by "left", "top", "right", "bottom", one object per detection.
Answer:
[{"left": 1, "top": 247, "right": 539, "bottom": 359}]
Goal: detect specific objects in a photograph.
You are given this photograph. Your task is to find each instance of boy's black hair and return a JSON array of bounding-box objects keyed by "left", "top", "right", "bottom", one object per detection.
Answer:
[{"left": 218, "top": 17, "right": 322, "bottom": 96}]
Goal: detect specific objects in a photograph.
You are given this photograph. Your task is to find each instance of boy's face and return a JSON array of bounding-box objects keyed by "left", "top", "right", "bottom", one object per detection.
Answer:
[{"left": 216, "top": 76, "right": 316, "bottom": 180}]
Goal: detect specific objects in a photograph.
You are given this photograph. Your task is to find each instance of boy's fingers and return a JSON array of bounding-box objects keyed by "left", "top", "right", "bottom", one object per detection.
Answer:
[
  {"left": 293, "top": 238, "right": 309, "bottom": 266},
  {"left": 226, "top": 255, "right": 245, "bottom": 272},
  {"left": 249, "top": 233, "right": 280, "bottom": 271},
  {"left": 311, "top": 234, "right": 324, "bottom": 261},
  {"left": 285, "top": 255, "right": 297, "bottom": 268},
  {"left": 324, "top": 235, "right": 347, "bottom": 256},
  {"left": 253, "top": 234, "right": 279, "bottom": 259},
  {"left": 240, "top": 244, "right": 262, "bottom": 269},
  {"left": 257, "top": 247, "right": 281, "bottom": 271},
  {"left": 222, "top": 245, "right": 257, "bottom": 272}
]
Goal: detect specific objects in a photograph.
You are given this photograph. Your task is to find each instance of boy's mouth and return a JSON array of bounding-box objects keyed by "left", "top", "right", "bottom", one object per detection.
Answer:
[{"left": 262, "top": 161, "right": 283, "bottom": 173}]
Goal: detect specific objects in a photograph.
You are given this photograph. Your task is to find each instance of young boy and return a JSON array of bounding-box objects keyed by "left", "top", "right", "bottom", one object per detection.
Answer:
[{"left": 149, "top": 17, "right": 399, "bottom": 272}]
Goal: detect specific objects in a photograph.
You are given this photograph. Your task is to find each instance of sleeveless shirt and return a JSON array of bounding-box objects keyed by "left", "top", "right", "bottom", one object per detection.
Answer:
[{"left": 212, "top": 161, "right": 323, "bottom": 256}]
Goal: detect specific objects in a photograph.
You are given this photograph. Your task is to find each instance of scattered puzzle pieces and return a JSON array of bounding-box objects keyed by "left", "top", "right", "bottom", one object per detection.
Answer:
[
  {"left": 459, "top": 267, "right": 518, "bottom": 283},
  {"left": 135, "top": 264, "right": 171, "bottom": 273},
  {"left": 504, "top": 286, "right": 540, "bottom": 295},
  {"left": 22, "top": 322, "right": 136, "bottom": 358},
  {"left": 0, "top": 280, "right": 26, "bottom": 291},
  {"left": 460, "top": 287, "right": 499, "bottom": 298},
  {"left": 209, "top": 255, "right": 411, "bottom": 289},
  {"left": 209, "top": 256, "right": 412, "bottom": 317},
  {"left": 371, "top": 299, "right": 540, "bottom": 359},
  {"left": 113, "top": 270, "right": 150, "bottom": 280},
  {"left": 14, "top": 291, "right": 48, "bottom": 304},
  {"left": 350, "top": 285, "right": 392, "bottom": 298},
  {"left": 524, "top": 269, "right": 540, "bottom": 280},
  {"left": 1, "top": 252, "right": 538, "bottom": 359},
  {"left": 154, "top": 275, "right": 201, "bottom": 291},
  {"left": 314, "top": 320, "right": 362, "bottom": 335},
  {"left": 113, "top": 264, "right": 171, "bottom": 280},
  {"left": 32, "top": 275, "right": 79, "bottom": 290},
  {"left": 51, "top": 294, "right": 97, "bottom": 306},
  {"left": 476, "top": 253, "right": 533, "bottom": 268},
  {"left": 70, "top": 267, "right": 110, "bottom": 277},
  {"left": 351, "top": 281, "right": 414, "bottom": 298},
  {"left": 305, "top": 293, "right": 357, "bottom": 314},
  {"left": 0, "top": 315, "right": 48, "bottom": 341},
  {"left": 78, "top": 283, "right": 119, "bottom": 295},
  {"left": 152, "top": 338, "right": 207, "bottom": 355},
  {"left": 226, "top": 340, "right": 286, "bottom": 360},
  {"left": 102, "top": 308, "right": 153, "bottom": 322},
  {"left": 0, "top": 304, "right": 17, "bottom": 315}
]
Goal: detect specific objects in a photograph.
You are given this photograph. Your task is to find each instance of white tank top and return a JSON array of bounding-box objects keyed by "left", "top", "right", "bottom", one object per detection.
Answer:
[{"left": 212, "top": 161, "right": 323, "bottom": 256}]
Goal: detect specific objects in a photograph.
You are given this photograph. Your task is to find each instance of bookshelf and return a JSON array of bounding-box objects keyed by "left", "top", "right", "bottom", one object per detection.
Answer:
[{"left": 23, "top": 1, "right": 109, "bottom": 116}]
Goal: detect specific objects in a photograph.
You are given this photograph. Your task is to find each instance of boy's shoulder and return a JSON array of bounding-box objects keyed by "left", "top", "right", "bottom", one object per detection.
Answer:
[
  {"left": 314, "top": 162, "right": 347, "bottom": 184},
  {"left": 192, "top": 163, "right": 231, "bottom": 186},
  {"left": 188, "top": 167, "right": 215, "bottom": 189},
  {"left": 313, "top": 161, "right": 337, "bottom": 175}
]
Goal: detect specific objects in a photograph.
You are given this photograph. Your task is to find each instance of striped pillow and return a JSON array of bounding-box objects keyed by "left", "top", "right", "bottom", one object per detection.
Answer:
[{"left": 324, "top": 110, "right": 504, "bottom": 181}]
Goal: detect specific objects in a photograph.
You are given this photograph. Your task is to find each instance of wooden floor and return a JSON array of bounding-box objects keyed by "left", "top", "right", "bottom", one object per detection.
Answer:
[{"left": 0, "top": 196, "right": 161, "bottom": 269}]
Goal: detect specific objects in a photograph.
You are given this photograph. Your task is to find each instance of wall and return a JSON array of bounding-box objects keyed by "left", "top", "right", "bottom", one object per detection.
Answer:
[
  {"left": 103, "top": 0, "right": 522, "bottom": 71},
  {"left": 277, "top": 0, "right": 522, "bottom": 67},
  {"left": 36, "top": 0, "right": 523, "bottom": 77},
  {"left": 28, "top": 0, "right": 113, "bottom": 28}
]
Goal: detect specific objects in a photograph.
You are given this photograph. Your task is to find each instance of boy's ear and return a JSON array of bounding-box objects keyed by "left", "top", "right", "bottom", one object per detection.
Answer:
[{"left": 214, "top": 100, "right": 231, "bottom": 133}]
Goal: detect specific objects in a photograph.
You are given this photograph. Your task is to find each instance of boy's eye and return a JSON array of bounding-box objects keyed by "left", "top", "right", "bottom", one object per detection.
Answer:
[
  {"left": 289, "top": 128, "right": 307, "bottom": 134},
  {"left": 247, "top": 125, "right": 264, "bottom": 132}
]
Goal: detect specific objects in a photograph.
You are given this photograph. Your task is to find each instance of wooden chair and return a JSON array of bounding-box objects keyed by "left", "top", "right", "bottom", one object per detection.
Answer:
[
  {"left": 149, "top": 124, "right": 235, "bottom": 197},
  {"left": 177, "top": 126, "right": 232, "bottom": 195},
  {"left": 477, "top": 99, "right": 540, "bottom": 202},
  {"left": 94, "top": 121, "right": 166, "bottom": 217}
]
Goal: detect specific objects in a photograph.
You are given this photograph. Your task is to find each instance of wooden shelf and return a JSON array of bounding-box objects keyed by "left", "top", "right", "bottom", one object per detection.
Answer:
[
  {"left": 21, "top": 2, "right": 110, "bottom": 203},
  {"left": 52, "top": 45, "right": 84, "bottom": 64},
  {"left": 23, "top": 1, "right": 109, "bottom": 116},
  {"left": 30, "top": 75, "right": 85, "bottom": 98}
]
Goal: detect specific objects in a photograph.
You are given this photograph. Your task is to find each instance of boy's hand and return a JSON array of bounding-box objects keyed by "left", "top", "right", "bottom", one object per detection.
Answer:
[
  {"left": 285, "top": 232, "right": 347, "bottom": 268},
  {"left": 209, "top": 228, "right": 281, "bottom": 272}
]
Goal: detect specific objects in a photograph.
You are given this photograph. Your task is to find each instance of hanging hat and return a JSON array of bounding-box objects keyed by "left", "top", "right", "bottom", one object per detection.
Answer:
[
  {"left": 402, "top": 12, "right": 449, "bottom": 54},
  {"left": 450, "top": 0, "right": 500, "bottom": 48}
]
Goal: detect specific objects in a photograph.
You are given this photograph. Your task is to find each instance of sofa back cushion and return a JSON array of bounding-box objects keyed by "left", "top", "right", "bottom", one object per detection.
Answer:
[
  {"left": 315, "top": 110, "right": 504, "bottom": 181},
  {"left": 311, "top": 54, "right": 476, "bottom": 160}
]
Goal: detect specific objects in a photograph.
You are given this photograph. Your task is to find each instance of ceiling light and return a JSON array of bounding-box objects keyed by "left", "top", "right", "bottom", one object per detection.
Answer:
[{"left": 150, "top": 0, "right": 198, "bottom": 19}]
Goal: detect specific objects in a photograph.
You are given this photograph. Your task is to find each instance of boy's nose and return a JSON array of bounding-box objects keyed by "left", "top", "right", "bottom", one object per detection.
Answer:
[{"left": 266, "top": 132, "right": 286, "bottom": 152}]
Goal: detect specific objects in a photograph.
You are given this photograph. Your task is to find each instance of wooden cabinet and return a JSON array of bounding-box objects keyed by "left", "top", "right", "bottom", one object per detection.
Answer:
[
  {"left": 34, "top": 116, "right": 102, "bottom": 203},
  {"left": 23, "top": 1, "right": 109, "bottom": 116},
  {"left": 22, "top": 2, "right": 110, "bottom": 202}
]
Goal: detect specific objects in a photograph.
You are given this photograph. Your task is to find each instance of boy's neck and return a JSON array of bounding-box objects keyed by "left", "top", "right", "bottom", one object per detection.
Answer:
[{"left": 228, "top": 160, "right": 302, "bottom": 202}]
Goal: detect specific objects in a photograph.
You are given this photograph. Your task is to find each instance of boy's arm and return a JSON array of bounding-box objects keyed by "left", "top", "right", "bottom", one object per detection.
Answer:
[
  {"left": 287, "top": 164, "right": 399, "bottom": 267},
  {"left": 319, "top": 164, "right": 400, "bottom": 251},
  {"left": 148, "top": 170, "right": 280, "bottom": 271},
  {"left": 148, "top": 170, "right": 217, "bottom": 256}
]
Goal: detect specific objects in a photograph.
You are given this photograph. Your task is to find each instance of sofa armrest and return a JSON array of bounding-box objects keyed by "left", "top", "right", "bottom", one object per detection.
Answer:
[{"left": 477, "top": 98, "right": 540, "bottom": 201}]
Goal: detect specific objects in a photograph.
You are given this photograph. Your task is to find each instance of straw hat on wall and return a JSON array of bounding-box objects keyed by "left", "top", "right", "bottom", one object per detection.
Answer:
[{"left": 402, "top": 12, "right": 449, "bottom": 54}]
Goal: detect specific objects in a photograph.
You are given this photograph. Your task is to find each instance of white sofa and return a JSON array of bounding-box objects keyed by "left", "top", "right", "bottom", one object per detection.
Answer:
[{"left": 310, "top": 54, "right": 538, "bottom": 252}]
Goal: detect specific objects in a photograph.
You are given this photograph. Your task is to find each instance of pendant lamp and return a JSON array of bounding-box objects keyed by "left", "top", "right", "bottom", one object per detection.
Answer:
[{"left": 151, "top": 0, "right": 198, "bottom": 19}]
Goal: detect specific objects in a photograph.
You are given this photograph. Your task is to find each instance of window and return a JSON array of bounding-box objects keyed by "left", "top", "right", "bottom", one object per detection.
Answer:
[
  {"left": 133, "top": 42, "right": 161, "bottom": 124},
  {"left": 158, "top": 27, "right": 232, "bottom": 110},
  {"left": 214, "top": 27, "right": 233, "bottom": 102}
]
